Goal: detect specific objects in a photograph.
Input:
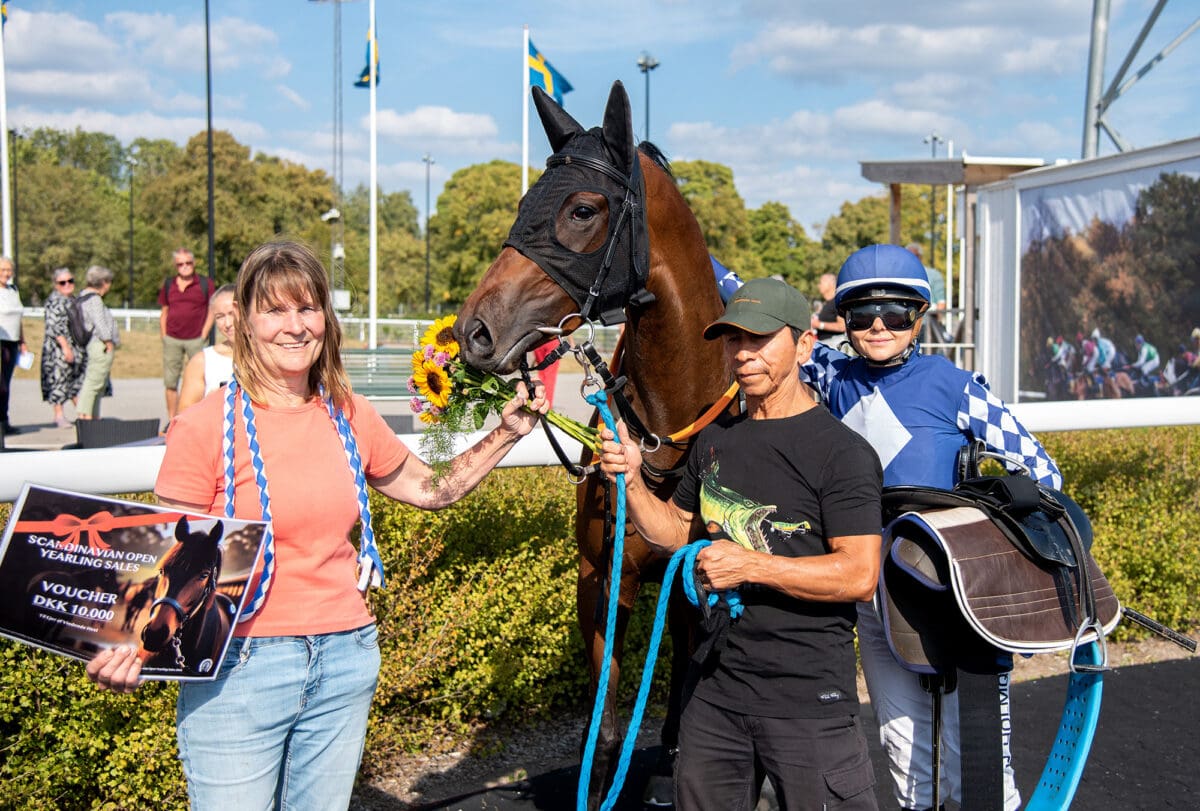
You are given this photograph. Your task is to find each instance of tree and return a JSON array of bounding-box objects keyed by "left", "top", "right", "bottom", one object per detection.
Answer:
[
  {"left": 811, "top": 194, "right": 890, "bottom": 276},
  {"left": 810, "top": 184, "right": 950, "bottom": 278},
  {"left": 747, "top": 201, "right": 813, "bottom": 292},
  {"left": 23, "top": 127, "right": 126, "bottom": 184},
  {"left": 672, "top": 159, "right": 763, "bottom": 278},
  {"left": 138, "top": 131, "right": 333, "bottom": 286},
  {"left": 340, "top": 185, "right": 426, "bottom": 316},
  {"left": 430, "top": 160, "right": 530, "bottom": 305},
  {"left": 14, "top": 162, "right": 126, "bottom": 304}
]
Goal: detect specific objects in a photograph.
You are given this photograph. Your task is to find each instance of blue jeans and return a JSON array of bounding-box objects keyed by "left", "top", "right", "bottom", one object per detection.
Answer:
[{"left": 176, "top": 625, "right": 380, "bottom": 810}]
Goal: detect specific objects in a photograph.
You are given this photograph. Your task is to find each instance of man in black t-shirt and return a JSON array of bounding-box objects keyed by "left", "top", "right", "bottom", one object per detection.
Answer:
[{"left": 599, "top": 277, "right": 883, "bottom": 811}]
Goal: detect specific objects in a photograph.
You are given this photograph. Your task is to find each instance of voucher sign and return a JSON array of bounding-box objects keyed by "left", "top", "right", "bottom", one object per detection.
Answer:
[{"left": 0, "top": 485, "right": 267, "bottom": 681}]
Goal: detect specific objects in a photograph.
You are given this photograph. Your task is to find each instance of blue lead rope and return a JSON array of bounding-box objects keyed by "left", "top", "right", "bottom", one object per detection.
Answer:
[
  {"left": 577, "top": 390, "right": 626, "bottom": 811},
  {"left": 577, "top": 392, "right": 740, "bottom": 811}
]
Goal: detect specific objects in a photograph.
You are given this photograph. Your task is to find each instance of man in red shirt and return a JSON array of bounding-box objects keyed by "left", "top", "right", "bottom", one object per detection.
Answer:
[{"left": 158, "top": 248, "right": 214, "bottom": 421}]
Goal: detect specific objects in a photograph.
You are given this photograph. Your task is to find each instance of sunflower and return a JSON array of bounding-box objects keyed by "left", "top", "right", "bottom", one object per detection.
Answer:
[
  {"left": 422, "top": 315, "right": 460, "bottom": 359},
  {"left": 411, "top": 358, "right": 452, "bottom": 409}
]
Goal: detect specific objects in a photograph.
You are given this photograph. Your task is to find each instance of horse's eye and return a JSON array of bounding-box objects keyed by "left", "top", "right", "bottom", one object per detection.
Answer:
[{"left": 570, "top": 205, "right": 596, "bottom": 221}]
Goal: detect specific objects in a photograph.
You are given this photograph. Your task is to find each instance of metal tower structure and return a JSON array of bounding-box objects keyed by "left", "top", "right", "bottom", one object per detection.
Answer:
[
  {"left": 312, "top": 0, "right": 349, "bottom": 296},
  {"left": 1082, "top": 0, "right": 1199, "bottom": 158}
]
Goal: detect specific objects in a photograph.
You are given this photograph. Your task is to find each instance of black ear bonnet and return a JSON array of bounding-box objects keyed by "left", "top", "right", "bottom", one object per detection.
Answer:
[{"left": 502, "top": 82, "right": 651, "bottom": 326}]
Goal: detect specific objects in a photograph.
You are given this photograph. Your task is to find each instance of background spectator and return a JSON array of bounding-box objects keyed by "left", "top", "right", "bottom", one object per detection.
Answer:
[
  {"left": 158, "top": 248, "right": 213, "bottom": 421},
  {"left": 0, "top": 256, "right": 27, "bottom": 435},
  {"left": 40, "top": 268, "right": 85, "bottom": 428},
  {"left": 177, "top": 284, "right": 237, "bottom": 414},
  {"left": 75, "top": 266, "right": 121, "bottom": 420}
]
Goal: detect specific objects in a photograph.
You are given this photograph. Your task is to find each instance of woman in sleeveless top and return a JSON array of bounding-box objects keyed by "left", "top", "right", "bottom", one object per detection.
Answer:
[{"left": 177, "top": 284, "right": 236, "bottom": 415}]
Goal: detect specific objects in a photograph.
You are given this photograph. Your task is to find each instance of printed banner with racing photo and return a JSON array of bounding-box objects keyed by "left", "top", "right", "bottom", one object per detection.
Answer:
[{"left": 0, "top": 485, "right": 267, "bottom": 681}]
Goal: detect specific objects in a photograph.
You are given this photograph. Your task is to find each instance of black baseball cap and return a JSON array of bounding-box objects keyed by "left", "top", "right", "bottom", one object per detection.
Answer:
[{"left": 703, "top": 277, "right": 807, "bottom": 340}]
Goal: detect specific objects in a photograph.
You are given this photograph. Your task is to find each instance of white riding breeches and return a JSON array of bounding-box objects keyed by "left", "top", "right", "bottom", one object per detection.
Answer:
[{"left": 857, "top": 600, "right": 1021, "bottom": 811}]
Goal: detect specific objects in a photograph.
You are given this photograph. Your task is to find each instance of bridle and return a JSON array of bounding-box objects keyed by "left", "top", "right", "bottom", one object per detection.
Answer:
[
  {"left": 144, "top": 561, "right": 218, "bottom": 669},
  {"left": 518, "top": 146, "right": 740, "bottom": 482}
]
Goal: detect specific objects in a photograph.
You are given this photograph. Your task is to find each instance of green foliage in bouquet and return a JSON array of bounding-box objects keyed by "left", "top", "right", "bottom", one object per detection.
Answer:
[{"left": 406, "top": 316, "right": 599, "bottom": 478}]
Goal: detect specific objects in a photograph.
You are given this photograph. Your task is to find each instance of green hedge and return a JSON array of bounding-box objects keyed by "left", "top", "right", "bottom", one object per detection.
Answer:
[{"left": 1, "top": 428, "right": 1198, "bottom": 807}]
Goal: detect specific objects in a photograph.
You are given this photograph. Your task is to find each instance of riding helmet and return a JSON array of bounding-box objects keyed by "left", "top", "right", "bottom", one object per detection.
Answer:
[{"left": 834, "top": 244, "right": 931, "bottom": 309}]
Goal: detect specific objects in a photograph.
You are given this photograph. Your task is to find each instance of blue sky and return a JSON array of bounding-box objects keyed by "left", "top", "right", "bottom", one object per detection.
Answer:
[{"left": 3, "top": 1, "right": 1197, "bottom": 234}]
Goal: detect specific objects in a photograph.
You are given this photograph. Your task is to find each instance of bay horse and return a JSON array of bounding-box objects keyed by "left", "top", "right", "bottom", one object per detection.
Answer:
[
  {"left": 139, "top": 517, "right": 236, "bottom": 677},
  {"left": 456, "top": 81, "right": 731, "bottom": 806}
]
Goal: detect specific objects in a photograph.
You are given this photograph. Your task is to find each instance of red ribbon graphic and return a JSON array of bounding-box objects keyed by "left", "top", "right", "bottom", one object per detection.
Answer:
[{"left": 16, "top": 511, "right": 185, "bottom": 554}]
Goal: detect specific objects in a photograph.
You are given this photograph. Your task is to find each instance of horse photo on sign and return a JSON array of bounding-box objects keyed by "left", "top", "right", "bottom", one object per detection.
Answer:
[{"left": 457, "top": 81, "right": 737, "bottom": 808}]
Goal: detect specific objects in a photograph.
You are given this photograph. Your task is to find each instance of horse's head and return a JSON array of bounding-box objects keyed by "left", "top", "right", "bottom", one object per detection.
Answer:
[
  {"left": 140, "top": 517, "right": 225, "bottom": 654},
  {"left": 457, "top": 81, "right": 651, "bottom": 373}
]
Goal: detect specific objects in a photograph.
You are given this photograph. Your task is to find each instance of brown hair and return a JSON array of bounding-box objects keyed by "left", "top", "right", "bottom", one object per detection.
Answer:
[{"left": 231, "top": 240, "right": 352, "bottom": 409}]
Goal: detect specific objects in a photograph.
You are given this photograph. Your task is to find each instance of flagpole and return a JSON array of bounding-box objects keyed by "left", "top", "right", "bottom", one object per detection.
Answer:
[
  {"left": 368, "top": 0, "right": 378, "bottom": 349},
  {"left": 0, "top": 15, "right": 12, "bottom": 260},
  {"left": 522, "top": 24, "right": 529, "bottom": 196}
]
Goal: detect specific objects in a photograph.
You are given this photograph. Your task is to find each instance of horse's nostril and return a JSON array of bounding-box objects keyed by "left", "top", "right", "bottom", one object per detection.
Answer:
[{"left": 465, "top": 318, "right": 493, "bottom": 355}]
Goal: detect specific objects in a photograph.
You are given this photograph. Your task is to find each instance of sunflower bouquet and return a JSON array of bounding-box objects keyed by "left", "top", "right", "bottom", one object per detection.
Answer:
[{"left": 408, "top": 315, "right": 601, "bottom": 475}]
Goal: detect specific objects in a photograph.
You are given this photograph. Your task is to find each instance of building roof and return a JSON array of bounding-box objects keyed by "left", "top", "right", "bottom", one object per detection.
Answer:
[{"left": 860, "top": 155, "right": 1046, "bottom": 187}]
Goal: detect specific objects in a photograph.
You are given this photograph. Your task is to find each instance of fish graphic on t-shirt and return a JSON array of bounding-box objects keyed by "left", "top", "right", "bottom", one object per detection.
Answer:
[{"left": 699, "top": 461, "right": 807, "bottom": 554}]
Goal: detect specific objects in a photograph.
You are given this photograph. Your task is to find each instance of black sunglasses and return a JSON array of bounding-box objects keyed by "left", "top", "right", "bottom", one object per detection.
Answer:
[
  {"left": 56, "top": 279, "right": 75, "bottom": 286},
  {"left": 844, "top": 301, "right": 922, "bottom": 331}
]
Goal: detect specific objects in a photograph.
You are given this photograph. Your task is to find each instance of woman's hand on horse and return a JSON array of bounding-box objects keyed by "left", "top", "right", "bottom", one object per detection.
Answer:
[
  {"left": 85, "top": 645, "right": 145, "bottom": 693},
  {"left": 598, "top": 421, "right": 643, "bottom": 483},
  {"left": 500, "top": 379, "right": 548, "bottom": 437}
]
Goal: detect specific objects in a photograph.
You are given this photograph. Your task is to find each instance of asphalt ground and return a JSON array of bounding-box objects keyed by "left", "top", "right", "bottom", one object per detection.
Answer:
[{"left": 367, "top": 656, "right": 1199, "bottom": 810}]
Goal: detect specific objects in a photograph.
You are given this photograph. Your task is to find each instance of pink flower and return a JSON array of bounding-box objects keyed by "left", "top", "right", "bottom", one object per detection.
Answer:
[
  {"left": 409, "top": 397, "right": 425, "bottom": 414},
  {"left": 407, "top": 378, "right": 418, "bottom": 394},
  {"left": 423, "top": 344, "right": 436, "bottom": 360},
  {"left": 434, "top": 351, "right": 450, "bottom": 366}
]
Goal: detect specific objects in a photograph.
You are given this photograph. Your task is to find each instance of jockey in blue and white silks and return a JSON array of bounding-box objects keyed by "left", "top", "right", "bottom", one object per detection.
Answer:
[
  {"left": 802, "top": 343, "right": 1061, "bottom": 490},
  {"left": 799, "top": 244, "right": 1061, "bottom": 811}
]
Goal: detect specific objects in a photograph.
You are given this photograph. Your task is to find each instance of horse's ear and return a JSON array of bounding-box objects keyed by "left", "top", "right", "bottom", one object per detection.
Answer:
[
  {"left": 601, "top": 80, "right": 636, "bottom": 174},
  {"left": 175, "top": 516, "right": 189, "bottom": 541},
  {"left": 534, "top": 86, "right": 584, "bottom": 153},
  {"left": 208, "top": 520, "right": 224, "bottom": 545}
]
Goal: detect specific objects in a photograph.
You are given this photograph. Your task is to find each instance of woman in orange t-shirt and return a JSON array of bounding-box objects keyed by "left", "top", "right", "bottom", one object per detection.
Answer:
[{"left": 86, "top": 240, "right": 547, "bottom": 809}]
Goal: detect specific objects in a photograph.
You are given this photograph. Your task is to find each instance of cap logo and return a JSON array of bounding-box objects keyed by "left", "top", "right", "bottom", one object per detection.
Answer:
[{"left": 731, "top": 295, "right": 762, "bottom": 305}]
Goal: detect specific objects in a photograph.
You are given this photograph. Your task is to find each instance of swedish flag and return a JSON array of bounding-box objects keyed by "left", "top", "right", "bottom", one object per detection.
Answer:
[
  {"left": 528, "top": 40, "right": 572, "bottom": 105},
  {"left": 354, "top": 24, "right": 379, "bottom": 87}
]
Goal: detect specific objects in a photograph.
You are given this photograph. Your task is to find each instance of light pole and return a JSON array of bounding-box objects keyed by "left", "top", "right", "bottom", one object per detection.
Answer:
[
  {"left": 636, "top": 52, "right": 660, "bottom": 144},
  {"left": 9, "top": 130, "right": 17, "bottom": 284},
  {"left": 422, "top": 153, "right": 433, "bottom": 314},
  {"left": 923, "top": 132, "right": 944, "bottom": 264},
  {"left": 126, "top": 151, "right": 137, "bottom": 308}
]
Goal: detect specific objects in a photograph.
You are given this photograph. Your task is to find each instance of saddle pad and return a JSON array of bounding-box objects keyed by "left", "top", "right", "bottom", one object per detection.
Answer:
[{"left": 883, "top": 506, "right": 1121, "bottom": 662}]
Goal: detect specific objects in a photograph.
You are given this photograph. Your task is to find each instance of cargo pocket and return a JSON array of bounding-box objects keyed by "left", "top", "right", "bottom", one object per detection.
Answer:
[{"left": 823, "top": 754, "right": 876, "bottom": 807}]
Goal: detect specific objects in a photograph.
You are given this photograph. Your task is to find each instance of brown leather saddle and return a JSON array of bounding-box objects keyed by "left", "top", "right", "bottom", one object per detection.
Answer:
[{"left": 880, "top": 458, "right": 1120, "bottom": 676}]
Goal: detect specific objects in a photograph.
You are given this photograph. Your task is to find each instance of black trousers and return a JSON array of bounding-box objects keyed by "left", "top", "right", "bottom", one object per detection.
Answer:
[
  {"left": 0, "top": 339, "right": 17, "bottom": 425},
  {"left": 675, "top": 695, "right": 878, "bottom": 811}
]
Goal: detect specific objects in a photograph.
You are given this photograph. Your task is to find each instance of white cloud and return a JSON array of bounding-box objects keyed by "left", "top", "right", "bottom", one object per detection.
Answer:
[
  {"left": 3, "top": 10, "right": 123, "bottom": 71},
  {"left": 105, "top": 11, "right": 292, "bottom": 78},
  {"left": 832, "top": 99, "right": 959, "bottom": 140},
  {"left": 9, "top": 70, "right": 156, "bottom": 106},
  {"left": 275, "top": 86, "right": 312, "bottom": 112},
  {"left": 375, "top": 106, "right": 499, "bottom": 140},
  {"left": 732, "top": 19, "right": 1085, "bottom": 85}
]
